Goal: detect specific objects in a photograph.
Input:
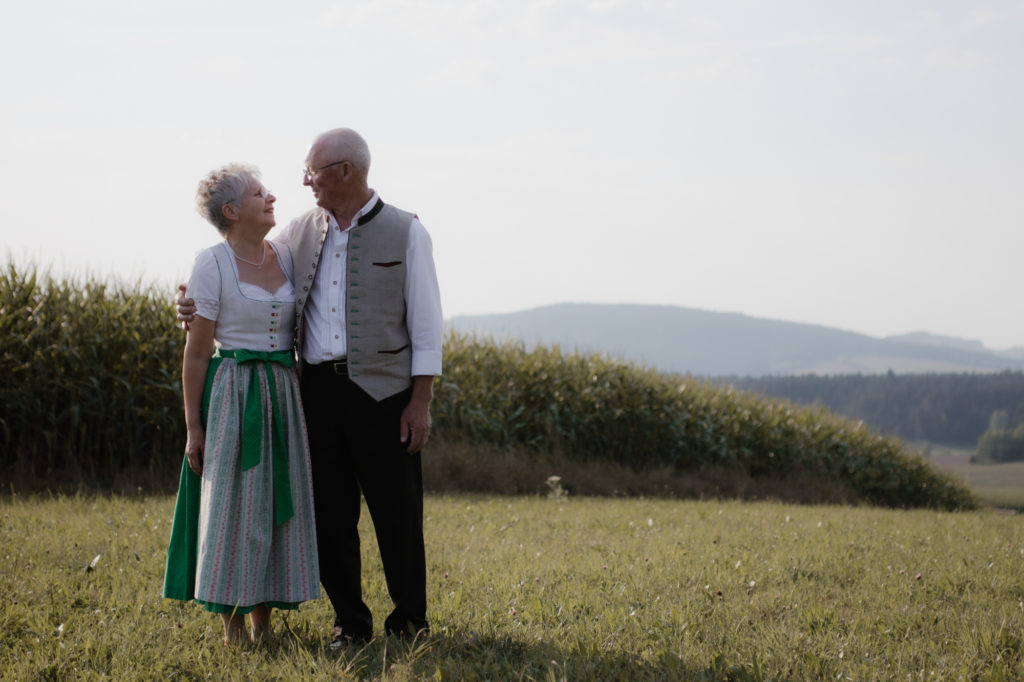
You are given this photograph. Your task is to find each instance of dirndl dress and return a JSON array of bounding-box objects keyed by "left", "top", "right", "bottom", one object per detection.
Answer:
[{"left": 163, "top": 241, "right": 320, "bottom": 614}]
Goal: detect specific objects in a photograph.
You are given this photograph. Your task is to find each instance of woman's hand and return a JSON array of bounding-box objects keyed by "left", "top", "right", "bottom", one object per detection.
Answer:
[{"left": 186, "top": 426, "right": 205, "bottom": 475}]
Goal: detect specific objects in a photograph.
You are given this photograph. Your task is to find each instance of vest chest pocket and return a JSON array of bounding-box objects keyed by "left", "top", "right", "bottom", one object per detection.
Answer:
[{"left": 357, "top": 259, "right": 405, "bottom": 295}]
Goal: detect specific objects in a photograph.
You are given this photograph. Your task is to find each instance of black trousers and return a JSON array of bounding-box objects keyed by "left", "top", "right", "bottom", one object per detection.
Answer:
[{"left": 300, "top": 361, "right": 428, "bottom": 638}]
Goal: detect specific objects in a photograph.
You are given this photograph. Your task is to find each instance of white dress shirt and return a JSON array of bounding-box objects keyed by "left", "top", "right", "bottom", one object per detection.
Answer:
[{"left": 277, "top": 192, "right": 443, "bottom": 376}]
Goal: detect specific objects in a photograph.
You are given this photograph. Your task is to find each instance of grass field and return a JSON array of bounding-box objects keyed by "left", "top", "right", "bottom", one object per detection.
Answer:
[{"left": 3, "top": 492, "right": 1024, "bottom": 680}]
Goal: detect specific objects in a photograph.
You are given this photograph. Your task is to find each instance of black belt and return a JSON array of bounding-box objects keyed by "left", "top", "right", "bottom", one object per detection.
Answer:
[{"left": 307, "top": 359, "right": 348, "bottom": 376}]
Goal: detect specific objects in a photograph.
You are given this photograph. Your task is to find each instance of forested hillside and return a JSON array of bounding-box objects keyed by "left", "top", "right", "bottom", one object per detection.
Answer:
[{"left": 727, "top": 372, "right": 1024, "bottom": 447}]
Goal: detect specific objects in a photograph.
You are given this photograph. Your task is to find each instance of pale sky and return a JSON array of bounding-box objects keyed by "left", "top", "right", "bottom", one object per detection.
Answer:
[{"left": 2, "top": 0, "right": 1023, "bottom": 349}]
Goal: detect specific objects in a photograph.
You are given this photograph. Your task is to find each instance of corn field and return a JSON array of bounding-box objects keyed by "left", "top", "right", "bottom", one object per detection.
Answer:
[
  {"left": 0, "top": 265, "right": 182, "bottom": 480},
  {"left": 437, "top": 339, "right": 976, "bottom": 509},
  {"left": 0, "top": 264, "right": 976, "bottom": 509}
]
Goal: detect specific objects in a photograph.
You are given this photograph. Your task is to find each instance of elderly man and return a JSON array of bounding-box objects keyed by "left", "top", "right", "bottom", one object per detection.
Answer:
[{"left": 179, "top": 128, "right": 443, "bottom": 645}]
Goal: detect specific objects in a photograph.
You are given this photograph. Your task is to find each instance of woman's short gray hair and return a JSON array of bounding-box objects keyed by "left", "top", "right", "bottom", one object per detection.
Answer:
[{"left": 195, "top": 163, "right": 260, "bottom": 233}]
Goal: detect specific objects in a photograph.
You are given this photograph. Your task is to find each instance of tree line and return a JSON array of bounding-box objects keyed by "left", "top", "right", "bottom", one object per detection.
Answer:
[{"left": 726, "top": 371, "right": 1024, "bottom": 450}]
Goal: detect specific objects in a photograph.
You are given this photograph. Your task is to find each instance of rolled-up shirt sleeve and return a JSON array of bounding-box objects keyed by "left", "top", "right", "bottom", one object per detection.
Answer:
[{"left": 405, "top": 217, "right": 443, "bottom": 377}]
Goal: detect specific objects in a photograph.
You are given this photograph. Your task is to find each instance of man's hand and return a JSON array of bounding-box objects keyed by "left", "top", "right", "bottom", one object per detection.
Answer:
[
  {"left": 400, "top": 376, "right": 435, "bottom": 453},
  {"left": 399, "top": 400, "right": 432, "bottom": 453},
  {"left": 175, "top": 283, "right": 197, "bottom": 330}
]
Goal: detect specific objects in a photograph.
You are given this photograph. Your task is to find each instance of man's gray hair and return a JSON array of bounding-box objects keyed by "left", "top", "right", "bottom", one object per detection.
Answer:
[
  {"left": 195, "top": 163, "right": 260, "bottom": 233},
  {"left": 316, "top": 128, "right": 371, "bottom": 177}
]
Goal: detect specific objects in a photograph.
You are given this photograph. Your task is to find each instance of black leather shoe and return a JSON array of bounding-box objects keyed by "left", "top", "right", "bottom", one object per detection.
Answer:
[
  {"left": 384, "top": 622, "right": 430, "bottom": 640},
  {"left": 329, "top": 626, "right": 371, "bottom": 649}
]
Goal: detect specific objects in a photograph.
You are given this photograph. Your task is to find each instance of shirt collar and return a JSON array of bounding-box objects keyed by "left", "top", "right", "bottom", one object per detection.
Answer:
[{"left": 326, "top": 190, "right": 380, "bottom": 232}]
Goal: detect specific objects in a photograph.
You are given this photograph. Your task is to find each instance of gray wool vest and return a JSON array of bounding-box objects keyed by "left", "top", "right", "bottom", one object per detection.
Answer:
[{"left": 291, "top": 199, "right": 415, "bottom": 401}]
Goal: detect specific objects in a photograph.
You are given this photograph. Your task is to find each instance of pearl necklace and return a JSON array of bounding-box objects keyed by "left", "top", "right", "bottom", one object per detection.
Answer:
[{"left": 230, "top": 242, "right": 267, "bottom": 269}]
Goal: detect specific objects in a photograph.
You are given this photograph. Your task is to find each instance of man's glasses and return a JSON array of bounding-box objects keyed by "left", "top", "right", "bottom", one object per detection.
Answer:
[{"left": 302, "top": 160, "right": 347, "bottom": 182}]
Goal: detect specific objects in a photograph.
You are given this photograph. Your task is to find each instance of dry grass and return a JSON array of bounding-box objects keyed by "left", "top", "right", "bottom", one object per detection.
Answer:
[
  {"left": 5, "top": 437, "right": 860, "bottom": 507},
  {"left": 424, "top": 438, "right": 862, "bottom": 506}
]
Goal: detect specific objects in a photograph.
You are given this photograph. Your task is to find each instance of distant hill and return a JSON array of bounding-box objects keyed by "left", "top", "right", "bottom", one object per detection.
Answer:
[
  {"left": 446, "top": 303, "right": 1024, "bottom": 377},
  {"left": 883, "top": 332, "right": 988, "bottom": 353}
]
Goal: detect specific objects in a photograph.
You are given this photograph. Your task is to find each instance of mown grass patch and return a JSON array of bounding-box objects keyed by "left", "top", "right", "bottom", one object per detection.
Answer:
[
  {"left": 944, "top": 462, "right": 1024, "bottom": 510},
  {"left": 923, "top": 446, "right": 1024, "bottom": 510},
  {"left": 2, "top": 492, "right": 1021, "bottom": 680}
]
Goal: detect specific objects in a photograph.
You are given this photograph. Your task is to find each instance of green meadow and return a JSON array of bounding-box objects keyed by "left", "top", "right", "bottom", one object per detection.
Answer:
[
  {"left": 5, "top": 265, "right": 1022, "bottom": 679},
  {"left": 3, "top": 492, "right": 1023, "bottom": 680}
]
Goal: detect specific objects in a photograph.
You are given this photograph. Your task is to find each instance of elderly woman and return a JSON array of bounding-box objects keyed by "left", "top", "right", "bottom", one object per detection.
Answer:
[{"left": 164, "top": 163, "right": 319, "bottom": 645}]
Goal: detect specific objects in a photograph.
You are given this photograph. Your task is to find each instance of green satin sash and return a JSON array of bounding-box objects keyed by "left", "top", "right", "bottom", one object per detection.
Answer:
[{"left": 215, "top": 348, "right": 295, "bottom": 526}]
